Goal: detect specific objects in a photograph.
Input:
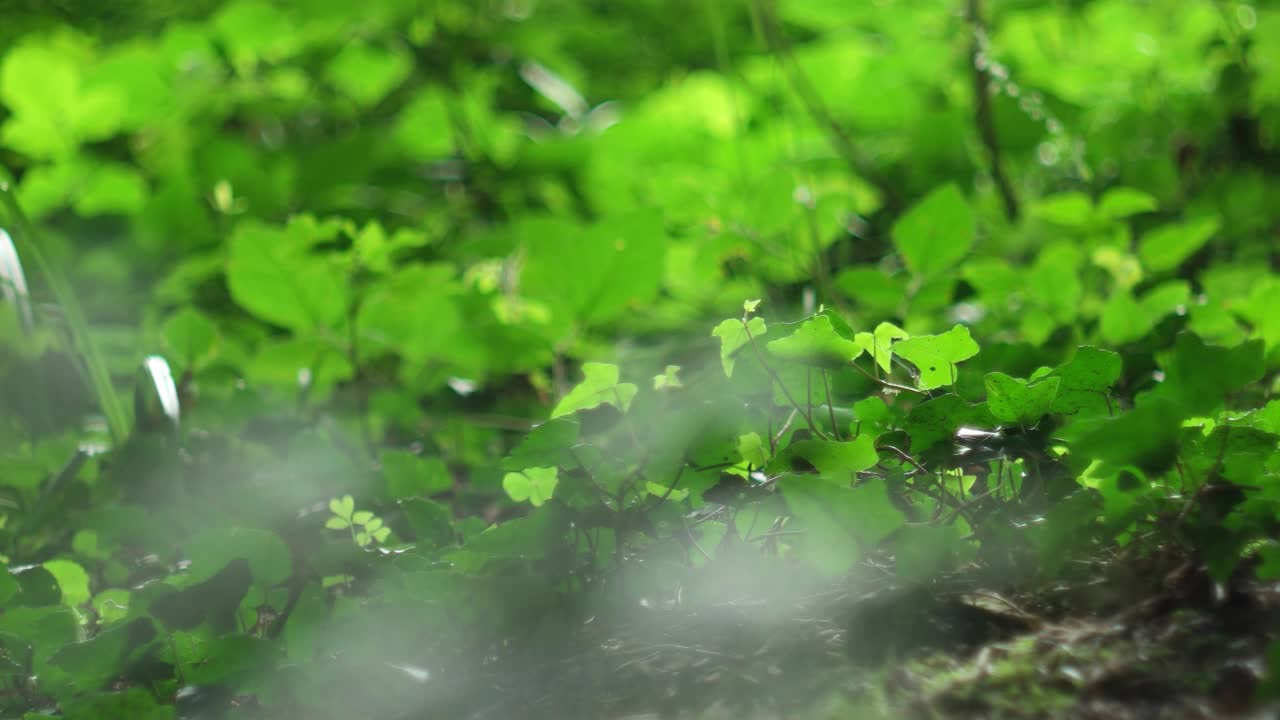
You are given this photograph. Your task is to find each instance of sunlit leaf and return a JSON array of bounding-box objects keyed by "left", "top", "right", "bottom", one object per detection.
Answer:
[
  {"left": 502, "top": 467, "right": 559, "bottom": 507},
  {"left": 551, "top": 363, "right": 637, "bottom": 418},
  {"left": 893, "top": 324, "right": 980, "bottom": 390}
]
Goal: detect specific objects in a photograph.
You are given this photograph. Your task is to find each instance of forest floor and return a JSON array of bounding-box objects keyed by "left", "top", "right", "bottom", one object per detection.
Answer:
[{"left": 458, "top": 548, "right": 1279, "bottom": 720}]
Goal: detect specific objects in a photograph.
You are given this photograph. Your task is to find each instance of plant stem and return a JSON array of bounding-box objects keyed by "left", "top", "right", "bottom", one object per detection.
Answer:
[{"left": 967, "top": 0, "right": 1019, "bottom": 221}]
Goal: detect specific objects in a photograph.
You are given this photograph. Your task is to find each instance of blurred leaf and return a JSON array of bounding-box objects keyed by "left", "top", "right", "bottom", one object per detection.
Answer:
[
  {"left": 892, "top": 184, "right": 974, "bottom": 279},
  {"left": 226, "top": 220, "right": 349, "bottom": 332},
  {"left": 382, "top": 451, "right": 453, "bottom": 499},
  {"left": 1139, "top": 216, "right": 1219, "bottom": 273},
  {"left": 183, "top": 528, "right": 291, "bottom": 588},
  {"left": 780, "top": 477, "right": 904, "bottom": 576},
  {"left": 551, "top": 363, "right": 637, "bottom": 418}
]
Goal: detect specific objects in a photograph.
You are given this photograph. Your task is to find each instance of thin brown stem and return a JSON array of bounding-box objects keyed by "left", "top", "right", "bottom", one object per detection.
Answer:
[
  {"left": 968, "top": 0, "right": 1019, "bottom": 221},
  {"left": 742, "top": 318, "right": 827, "bottom": 438}
]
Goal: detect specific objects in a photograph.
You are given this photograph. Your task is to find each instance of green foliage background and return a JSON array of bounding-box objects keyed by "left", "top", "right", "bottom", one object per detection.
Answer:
[{"left": 0, "top": 0, "right": 1279, "bottom": 717}]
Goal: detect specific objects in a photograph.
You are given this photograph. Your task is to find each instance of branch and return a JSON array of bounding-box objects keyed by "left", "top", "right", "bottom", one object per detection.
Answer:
[{"left": 968, "top": 0, "right": 1019, "bottom": 221}]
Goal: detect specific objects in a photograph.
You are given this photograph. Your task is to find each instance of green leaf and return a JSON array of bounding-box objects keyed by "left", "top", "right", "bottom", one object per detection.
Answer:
[
  {"left": 766, "top": 314, "right": 864, "bottom": 368},
  {"left": 355, "top": 263, "right": 463, "bottom": 369},
  {"left": 737, "top": 432, "right": 770, "bottom": 468},
  {"left": 1151, "top": 333, "right": 1265, "bottom": 415},
  {"left": 646, "top": 481, "right": 689, "bottom": 502},
  {"left": 226, "top": 220, "right": 349, "bottom": 332},
  {"left": 892, "top": 184, "right": 974, "bottom": 278},
  {"left": 1031, "top": 192, "right": 1093, "bottom": 227},
  {"left": 0, "top": 605, "right": 80, "bottom": 666},
  {"left": 0, "top": 570, "right": 18, "bottom": 605},
  {"left": 854, "top": 322, "right": 909, "bottom": 373},
  {"left": 0, "top": 39, "right": 123, "bottom": 158},
  {"left": 162, "top": 307, "right": 218, "bottom": 371},
  {"left": 984, "top": 373, "right": 1060, "bottom": 425},
  {"left": 780, "top": 477, "right": 905, "bottom": 576},
  {"left": 1097, "top": 187, "right": 1157, "bottom": 219},
  {"left": 1048, "top": 346, "right": 1122, "bottom": 415},
  {"left": 551, "top": 363, "right": 637, "bottom": 418},
  {"left": 502, "top": 467, "right": 559, "bottom": 507},
  {"left": 399, "top": 497, "right": 454, "bottom": 548},
  {"left": 49, "top": 617, "right": 156, "bottom": 693},
  {"left": 1063, "top": 396, "right": 1184, "bottom": 475},
  {"left": 835, "top": 266, "right": 908, "bottom": 314},
  {"left": 91, "top": 589, "right": 130, "bottom": 625},
  {"left": 329, "top": 495, "right": 355, "bottom": 520},
  {"left": 1139, "top": 216, "right": 1219, "bottom": 272},
  {"left": 351, "top": 511, "right": 374, "bottom": 526},
  {"left": 60, "top": 688, "right": 171, "bottom": 720},
  {"left": 653, "top": 364, "right": 683, "bottom": 390},
  {"left": 502, "top": 418, "right": 579, "bottom": 471},
  {"left": 520, "top": 212, "right": 666, "bottom": 328},
  {"left": 906, "top": 395, "right": 997, "bottom": 452},
  {"left": 42, "top": 559, "right": 91, "bottom": 608},
  {"left": 324, "top": 517, "right": 349, "bottom": 530},
  {"left": 325, "top": 40, "right": 411, "bottom": 107},
  {"left": 184, "top": 633, "right": 273, "bottom": 687},
  {"left": 783, "top": 436, "right": 879, "bottom": 475},
  {"left": 381, "top": 451, "right": 454, "bottom": 499},
  {"left": 893, "top": 324, "right": 980, "bottom": 390},
  {"left": 712, "top": 316, "right": 767, "bottom": 377},
  {"left": 184, "top": 527, "right": 292, "bottom": 588},
  {"left": 73, "top": 163, "right": 147, "bottom": 216},
  {"left": 1099, "top": 281, "right": 1190, "bottom": 345}
]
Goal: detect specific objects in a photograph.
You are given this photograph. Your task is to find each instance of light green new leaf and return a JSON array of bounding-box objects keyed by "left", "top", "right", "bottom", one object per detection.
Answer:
[
  {"left": 551, "top": 363, "right": 637, "bottom": 417},
  {"left": 855, "top": 321, "right": 909, "bottom": 373},
  {"left": 766, "top": 314, "right": 863, "bottom": 368},
  {"left": 893, "top": 184, "right": 974, "bottom": 278},
  {"left": 0, "top": 39, "right": 124, "bottom": 158},
  {"left": 503, "top": 467, "right": 559, "bottom": 506},
  {"left": 712, "top": 316, "right": 766, "bottom": 377},
  {"left": 984, "top": 373, "right": 1061, "bottom": 425},
  {"left": 737, "top": 432, "right": 770, "bottom": 468},
  {"left": 653, "top": 364, "right": 683, "bottom": 390},
  {"left": 329, "top": 495, "right": 354, "bottom": 520},
  {"left": 1139, "top": 216, "right": 1219, "bottom": 273},
  {"left": 43, "top": 559, "right": 91, "bottom": 607},
  {"left": 894, "top": 324, "right": 980, "bottom": 390},
  {"left": 1031, "top": 191, "right": 1093, "bottom": 228},
  {"left": 646, "top": 481, "right": 689, "bottom": 502},
  {"left": 1097, "top": 187, "right": 1157, "bottom": 220}
]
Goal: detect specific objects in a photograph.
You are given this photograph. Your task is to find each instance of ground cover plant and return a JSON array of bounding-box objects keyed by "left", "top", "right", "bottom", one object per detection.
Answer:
[{"left": 1, "top": 0, "right": 1280, "bottom": 718}]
